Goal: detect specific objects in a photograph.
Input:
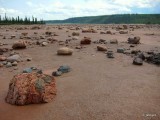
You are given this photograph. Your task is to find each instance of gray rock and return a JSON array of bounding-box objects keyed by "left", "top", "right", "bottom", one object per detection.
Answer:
[
  {"left": 133, "top": 57, "right": 143, "bottom": 65},
  {"left": 58, "top": 65, "right": 71, "bottom": 73},
  {"left": 107, "top": 51, "right": 114, "bottom": 58},
  {"left": 7, "top": 54, "right": 20, "bottom": 62},
  {"left": 42, "top": 42, "right": 48, "bottom": 46},
  {"left": 117, "top": 48, "right": 125, "bottom": 53},
  {"left": 37, "top": 69, "right": 43, "bottom": 74},
  {"left": 23, "top": 68, "right": 33, "bottom": 73},
  {"left": 52, "top": 71, "right": 62, "bottom": 76},
  {"left": 110, "top": 39, "right": 118, "bottom": 44},
  {"left": 12, "top": 61, "right": 18, "bottom": 66},
  {"left": 2, "top": 61, "right": 7, "bottom": 65},
  {"left": 6, "top": 62, "right": 12, "bottom": 68}
]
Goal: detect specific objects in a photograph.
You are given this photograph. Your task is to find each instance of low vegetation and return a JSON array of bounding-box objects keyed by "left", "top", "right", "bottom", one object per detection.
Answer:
[{"left": 46, "top": 14, "right": 160, "bottom": 24}]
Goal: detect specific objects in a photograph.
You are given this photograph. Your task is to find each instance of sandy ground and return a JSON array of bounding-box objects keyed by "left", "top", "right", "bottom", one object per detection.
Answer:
[{"left": 0, "top": 24, "right": 160, "bottom": 120}]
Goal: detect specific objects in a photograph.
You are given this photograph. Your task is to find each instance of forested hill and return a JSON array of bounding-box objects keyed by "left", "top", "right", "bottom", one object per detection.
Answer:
[{"left": 46, "top": 14, "right": 160, "bottom": 24}]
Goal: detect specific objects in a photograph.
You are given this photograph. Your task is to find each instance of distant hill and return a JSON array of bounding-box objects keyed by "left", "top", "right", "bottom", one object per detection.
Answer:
[{"left": 45, "top": 14, "right": 160, "bottom": 24}]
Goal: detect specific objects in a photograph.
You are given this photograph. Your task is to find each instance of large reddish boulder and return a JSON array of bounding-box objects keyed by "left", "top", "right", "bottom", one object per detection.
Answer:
[{"left": 5, "top": 73, "right": 56, "bottom": 105}]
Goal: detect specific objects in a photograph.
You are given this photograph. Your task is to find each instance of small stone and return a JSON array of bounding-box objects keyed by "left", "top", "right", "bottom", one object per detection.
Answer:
[
  {"left": 12, "top": 61, "right": 18, "bottom": 66},
  {"left": 31, "top": 67, "right": 37, "bottom": 70},
  {"left": 97, "top": 45, "right": 107, "bottom": 51},
  {"left": 119, "top": 31, "right": 128, "bottom": 34},
  {"left": 117, "top": 48, "right": 125, "bottom": 53},
  {"left": 57, "top": 47, "right": 73, "bottom": 55},
  {"left": 110, "top": 39, "right": 118, "bottom": 44},
  {"left": 23, "top": 68, "right": 33, "bottom": 73},
  {"left": 128, "top": 36, "right": 140, "bottom": 44},
  {"left": 42, "top": 42, "right": 48, "bottom": 46},
  {"left": 14, "top": 67, "right": 18, "bottom": 70},
  {"left": 107, "top": 51, "right": 114, "bottom": 58},
  {"left": 6, "top": 62, "right": 12, "bottom": 68},
  {"left": 80, "top": 37, "right": 91, "bottom": 45},
  {"left": 12, "top": 40, "right": 27, "bottom": 49},
  {"left": 133, "top": 57, "right": 143, "bottom": 65},
  {"left": 75, "top": 46, "right": 82, "bottom": 49},
  {"left": 7, "top": 54, "right": 21, "bottom": 62},
  {"left": 37, "top": 69, "right": 43, "bottom": 74},
  {"left": 72, "top": 32, "right": 80, "bottom": 36},
  {"left": 52, "top": 71, "right": 62, "bottom": 76},
  {"left": 2, "top": 61, "right": 7, "bottom": 65},
  {"left": 27, "top": 58, "right": 32, "bottom": 61},
  {"left": 130, "top": 45, "right": 135, "bottom": 47},
  {"left": 0, "top": 56, "right": 7, "bottom": 61},
  {"left": 0, "top": 63, "right": 3, "bottom": 67},
  {"left": 58, "top": 65, "right": 71, "bottom": 73}
]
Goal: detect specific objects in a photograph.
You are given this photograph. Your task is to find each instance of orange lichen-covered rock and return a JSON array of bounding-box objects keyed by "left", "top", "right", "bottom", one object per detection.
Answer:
[{"left": 5, "top": 73, "right": 56, "bottom": 105}]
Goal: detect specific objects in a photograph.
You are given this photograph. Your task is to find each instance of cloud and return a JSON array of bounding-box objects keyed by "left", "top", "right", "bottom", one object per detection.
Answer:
[
  {"left": 0, "top": 7, "right": 22, "bottom": 16},
  {"left": 25, "top": 0, "right": 133, "bottom": 20},
  {"left": 1, "top": 0, "right": 160, "bottom": 20}
]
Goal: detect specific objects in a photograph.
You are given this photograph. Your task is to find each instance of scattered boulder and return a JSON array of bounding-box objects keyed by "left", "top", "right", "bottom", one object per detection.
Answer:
[
  {"left": 133, "top": 57, "right": 143, "bottom": 65},
  {"left": 23, "top": 68, "right": 33, "bottom": 73},
  {"left": 58, "top": 65, "right": 71, "bottom": 73},
  {"left": 107, "top": 51, "right": 114, "bottom": 58},
  {"left": 117, "top": 48, "right": 125, "bottom": 53},
  {"left": 72, "top": 32, "right": 80, "bottom": 36},
  {"left": 42, "top": 42, "right": 48, "bottom": 46},
  {"left": 45, "top": 31, "right": 52, "bottom": 35},
  {"left": 57, "top": 47, "right": 73, "bottom": 55},
  {"left": 128, "top": 36, "right": 140, "bottom": 44},
  {"left": 146, "top": 52, "right": 160, "bottom": 65},
  {"left": 21, "top": 33, "right": 28, "bottom": 36},
  {"left": 6, "top": 62, "right": 12, "bottom": 68},
  {"left": 97, "top": 45, "right": 107, "bottom": 51},
  {"left": 52, "top": 71, "right": 62, "bottom": 76},
  {"left": 12, "top": 61, "right": 18, "bottom": 66},
  {"left": 5, "top": 73, "right": 56, "bottom": 105},
  {"left": 123, "top": 25, "right": 128, "bottom": 29},
  {"left": 0, "top": 56, "right": 7, "bottom": 61},
  {"left": 100, "top": 31, "right": 106, "bottom": 34},
  {"left": 119, "top": 31, "right": 128, "bottom": 34},
  {"left": 31, "top": 26, "right": 41, "bottom": 30},
  {"left": 106, "top": 31, "right": 112, "bottom": 34},
  {"left": 131, "top": 49, "right": 141, "bottom": 55},
  {"left": 12, "top": 41, "right": 27, "bottom": 49},
  {"left": 110, "top": 39, "right": 118, "bottom": 44},
  {"left": 6, "top": 54, "right": 20, "bottom": 62},
  {"left": 80, "top": 37, "right": 91, "bottom": 45}
]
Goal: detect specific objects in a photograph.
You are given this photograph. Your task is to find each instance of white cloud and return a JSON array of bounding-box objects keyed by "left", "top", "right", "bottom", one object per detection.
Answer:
[
  {"left": 0, "top": 7, "right": 22, "bottom": 16},
  {"left": 1, "top": 0, "right": 160, "bottom": 20},
  {"left": 25, "top": 0, "right": 133, "bottom": 20}
]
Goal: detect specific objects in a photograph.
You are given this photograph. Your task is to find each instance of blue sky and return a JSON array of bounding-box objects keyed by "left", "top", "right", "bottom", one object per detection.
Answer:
[{"left": 0, "top": 0, "right": 160, "bottom": 20}]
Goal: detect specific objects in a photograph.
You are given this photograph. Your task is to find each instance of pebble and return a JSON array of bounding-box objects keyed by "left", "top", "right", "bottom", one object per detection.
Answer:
[
  {"left": 117, "top": 48, "right": 125, "bottom": 53},
  {"left": 6, "top": 62, "right": 12, "bottom": 68},
  {"left": 12, "top": 61, "right": 18, "bottom": 66},
  {"left": 58, "top": 65, "right": 71, "bottom": 73},
  {"left": 23, "top": 68, "right": 33, "bottom": 73},
  {"left": 52, "top": 71, "right": 62, "bottom": 76},
  {"left": 27, "top": 58, "right": 32, "bottom": 61}
]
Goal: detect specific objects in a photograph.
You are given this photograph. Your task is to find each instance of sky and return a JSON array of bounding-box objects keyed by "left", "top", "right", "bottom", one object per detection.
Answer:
[{"left": 0, "top": 0, "right": 160, "bottom": 20}]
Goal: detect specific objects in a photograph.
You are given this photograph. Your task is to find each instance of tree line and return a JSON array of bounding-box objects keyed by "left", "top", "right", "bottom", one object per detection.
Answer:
[{"left": 0, "top": 13, "right": 45, "bottom": 25}]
